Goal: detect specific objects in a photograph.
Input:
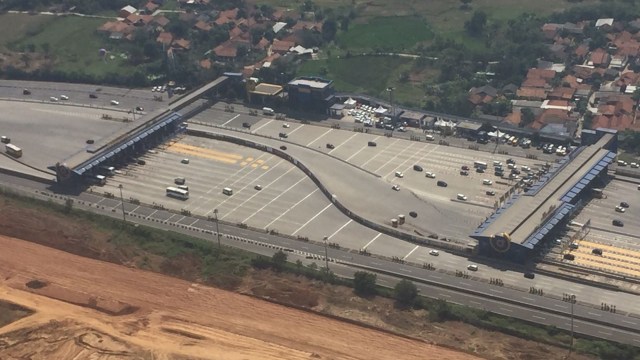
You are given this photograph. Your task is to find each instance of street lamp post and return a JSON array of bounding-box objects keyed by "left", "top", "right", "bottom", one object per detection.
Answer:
[
  {"left": 569, "top": 294, "right": 576, "bottom": 358},
  {"left": 213, "top": 209, "right": 221, "bottom": 252},
  {"left": 118, "top": 184, "right": 126, "bottom": 222},
  {"left": 386, "top": 87, "right": 395, "bottom": 119},
  {"left": 323, "top": 236, "right": 329, "bottom": 271}
]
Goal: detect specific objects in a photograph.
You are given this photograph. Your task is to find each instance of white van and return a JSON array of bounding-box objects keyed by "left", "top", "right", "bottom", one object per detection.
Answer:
[
  {"left": 482, "top": 179, "right": 493, "bottom": 185},
  {"left": 223, "top": 187, "right": 233, "bottom": 195},
  {"left": 457, "top": 194, "right": 468, "bottom": 201},
  {"left": 262, "top": 107, "right": 274, "bottom": 115},
  {"left": 395, "top": 171, "right": 404, "bottom": 178}
]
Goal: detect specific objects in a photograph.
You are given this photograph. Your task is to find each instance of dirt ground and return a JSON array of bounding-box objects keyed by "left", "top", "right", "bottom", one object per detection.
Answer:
[{"left": 0, "top": 235, "right": 480, "bottom": 360}]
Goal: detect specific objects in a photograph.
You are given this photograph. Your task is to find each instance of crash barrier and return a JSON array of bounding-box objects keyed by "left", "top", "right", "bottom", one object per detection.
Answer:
[{"left": 186, "top": 128, "right": 474, "bottom": 256}]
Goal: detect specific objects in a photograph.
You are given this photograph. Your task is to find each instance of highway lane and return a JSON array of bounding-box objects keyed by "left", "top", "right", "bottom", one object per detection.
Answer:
[{"left": 1, "top": 173, "right": 640, "bottom": 345}]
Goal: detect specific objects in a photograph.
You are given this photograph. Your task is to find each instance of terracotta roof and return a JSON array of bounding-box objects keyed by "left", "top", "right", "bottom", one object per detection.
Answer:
[
  {"left": 214, "top": 42, "right": 237, "bottom": 58},
  {"left": 243, "top": 66, "right": 255, "bottom": 77},
  {"left": 254, "top": 37, "right": 270, "bottom": 50},
  {"left": 505, "top": 110, "right": 522, "bottom": 126},
  {"left": 547, "top": 99, "right": 570, "bottom": 107},
  {"left": 616, "top": 72, "right": 640, "bottom": 87},
  {"left": 172, "top": 38, "right": 191, "bottom": 50},
  {"left": 272, "top": 39, "right": 295, "bottom": 53},
  {"left": 562, "top": 75, "right": 580, "bottom": 88},
  {"left": 590, "top": 49, "right": 610, "bottom": 66},
  {"left": 156, "top": 32, "right": 173, "bottom": 45},
  {"left": 229, "top": 26, "right": 243, "bottom": 38},
  {"left": 199, "top": 59, "right": 212, "bottom": 69},
  {"left": 531, "top": 109, "right": 571, "bottom": 129},
  {"left": 574, "top": 44, "right": 589, "bottom": 57},
  {"left": 527, "top": 68, "right": 556, "bottom": 80},
  {"left": 522, "top": 77, "right": 548, "bottom": 88},
  {"left": 125, "top": 14, "right": 142, "bottom": 24},
  {"left": 548, "top": 87, "right": 575, "bottom": 100},
  {"left": 194, "top": 20, "right": 212, "bottom": 31},
  {"left": 98, "top": 21, "right": 119, "bottom": 32},
  {"left": 139, "top": 15, "right": 154, "bottom": 24},
  {"left": 517, "top": 87, "right": 548, "bottom": 100},
  {"left": 154, "top": 16, "right": 170, "bottom": 27},
  {"left": 219, "top": 8, "right": 238, "bottom": 21},
  {"left": 592, "top": 114, "right": 633, "bottom": 130},
  {"left": 145, "top": 2, "right": 159, "bottom": 11}
]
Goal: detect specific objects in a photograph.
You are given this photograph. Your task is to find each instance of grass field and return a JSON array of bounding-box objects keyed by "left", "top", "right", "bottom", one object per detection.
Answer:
[
  {"left": 338, "top": 16, "right": 433, "bottom": 52},
  {"left": 0, "top": 14, "right": 53, "bottom": 49},
  {"left": 298, "top": 55, "right": 413, "bottom": 96},
  {"left": 12, "top": 15, "right": 133, "bottom": 77}
]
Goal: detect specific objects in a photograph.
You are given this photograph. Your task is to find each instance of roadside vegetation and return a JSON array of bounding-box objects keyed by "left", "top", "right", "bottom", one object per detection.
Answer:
[{"left": 0, "top": 186, "right": 637, "bottom": 359}]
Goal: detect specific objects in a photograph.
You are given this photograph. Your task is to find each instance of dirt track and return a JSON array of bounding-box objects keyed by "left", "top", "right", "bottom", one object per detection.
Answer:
[{"left": 0, "top": 235, "right": 481, "bottom": 360}]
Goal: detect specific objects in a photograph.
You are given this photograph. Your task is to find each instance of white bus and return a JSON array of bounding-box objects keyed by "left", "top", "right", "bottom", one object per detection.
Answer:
[
  {"left": 222, "top": 187, "right": 233, "bottom": 196},
  {"left": 474, "top": 161, "right": 487, "bottom": 169},
  {"left": 5, "top": 144, "right": 22, "bottom": 158},
  {"left": 166, "top": 186, "right": 189, "bottom": 200}
]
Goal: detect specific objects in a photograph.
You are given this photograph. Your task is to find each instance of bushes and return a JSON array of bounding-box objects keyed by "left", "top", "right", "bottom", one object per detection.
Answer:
[{"left": 353, "top": 271, "right": 377, "bottom": 297}]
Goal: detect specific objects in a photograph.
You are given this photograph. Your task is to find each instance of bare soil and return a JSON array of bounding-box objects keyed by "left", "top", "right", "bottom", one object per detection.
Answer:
[{"left": 0, "top": 197, "right": 596, "bottom": 360}]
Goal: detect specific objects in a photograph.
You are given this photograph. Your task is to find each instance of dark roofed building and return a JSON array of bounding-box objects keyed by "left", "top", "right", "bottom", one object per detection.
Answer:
[{"left": 398, "top": 111, "right": 426, "bottom": 127}]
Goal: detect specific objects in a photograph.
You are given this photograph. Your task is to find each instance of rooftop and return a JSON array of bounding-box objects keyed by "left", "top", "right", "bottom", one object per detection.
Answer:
[
  {"left": 251, "top": 83, "right": 284, "bottom": 96},
  {"left": 288, "top": 77, "right": 332, "bottom": 89}
]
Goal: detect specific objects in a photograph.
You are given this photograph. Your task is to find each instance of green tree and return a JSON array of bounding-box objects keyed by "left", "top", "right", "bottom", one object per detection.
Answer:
[
  {"left": 583, "top": 112, "right": 595, "bottom": 130},
  {"left": 322, "top": 19, "right": 338, "bottom": 42},
  {"left": 394, "top": 279, "right": 418, "bottom": 307},
  {"left": 520, "top": 108, "right": 536, "bottom": 127},
  {"left": 353, "top": 271, "right": 377, "bottom": 297},
  {"left": 464, "top": 10, "right": 487, "bottom": 36},
  {"left": 271, "top": 250, "right": 288, "bottom": 271},
  {"left": 428, "top": 299, "right": 453, "bottom": 322}
]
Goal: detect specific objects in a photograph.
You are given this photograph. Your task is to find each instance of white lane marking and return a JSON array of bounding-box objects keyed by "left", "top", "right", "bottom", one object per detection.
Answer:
[
  {"left": 373, "top": 140, "right": 418, "bottom": 174},
  {"left": 500, "top": 307, "right": 513, "bottom": 313},
  {"left": 598, "top": 331, "right": 612, "bottom": 336},
  {"left": 554, "top": 304, "right": 567, "bottom": 309},
  {"left": 329, "top": 133, "right": 359, "bottom": 154},
  {"left": 291, "top": 203, "right": 333, "bottom": 236},
  {"left": 346, "top": 136, "right": 382, "bottom": 162},
  {"left": 588, "top": 312, "right": 602, "bottom": 317},
  {"left": 221, "top": 114, "right": 240, "bottom": 126},
  {"left": 403, "top": 245, "right": 420, "bottom": 260},
  {"left": 533, "top": 315, "right": 546, "bottom": 320},
  {"left": 362, "top": 233, "right": 382, "bottom": 250},
  {"left": 252, "top": 119, "right": 274, "bottom": 132},
  {"left": 189, "top": 218, "right": 198, "bottom": 226},
  {"left": 166, "top": 214, "right": 176, "bottom": 222},
  {"left": 306, "top": 128, "right": 333, "bottom": 147},
  {"left": 431, "top": 275, "right": 443, "bottom": 280},
  {"left": 489, "top": 288, "right": 503, "bottom": 293},
  {"left": 398, "top": 144, "right": 440, "bottom": 177},
  {"left": 622, "top": 320, "right": 637, "bottom": 325},
  {"left": 221, "top": 166, "right": 299, "bottom": 220},
  {"left": 327, "top": 220, "right": 353, "bottom": 240},
  {"left": 522, "top": 297, "right": 535, "bottom": 301},
  {"left": 285, "top": 123, "right": 305, "bottom": 136},
  {"left": 439, "top": 293, "right": 451, "bottom": 298},
  {"left": 128, "top": 205, "right": 140, "bottom": 214},
  {"left": 360, "top": 139, "right": 400, "bottom": 168},
  {"left": 242, "top": 176, "right": 308, "bottom": 223},
  {"left": 263, "top": 189, "right": 319, "bottom": 229},
  {"left": 145, "top": 210, "right": 158, "bottom": 220}
]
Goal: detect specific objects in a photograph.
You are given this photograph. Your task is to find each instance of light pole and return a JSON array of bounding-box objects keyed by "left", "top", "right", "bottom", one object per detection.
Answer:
[
  {"left": 323, "top": 236, "right": 329, "bottom": 271},
  {"left": 118, "top": 184, "right": 126, "bottom": 222},
  {"left": 213, "top": 209, "right": 221, "bottom": 252},
  {"left": 386, "top": 87, "right": 395, "bottom": 119}
]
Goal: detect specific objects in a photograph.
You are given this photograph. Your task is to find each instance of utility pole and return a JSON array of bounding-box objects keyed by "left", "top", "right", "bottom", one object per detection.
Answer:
[
  {"left": 213, "top": 209, "right": 221, "bottom": 252},
  {"left": 386, "top": 87, "right": 395, "bottom": 119},
  {"left": 568, "top": 294, "right": 576, "bottom": 358},
  {"left": 118, "top": 184, "right": 126, "bottom": 222}
]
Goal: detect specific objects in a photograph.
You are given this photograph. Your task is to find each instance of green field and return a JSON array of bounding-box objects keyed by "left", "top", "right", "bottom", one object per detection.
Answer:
[
  {"left": 298, "top": 56, "right": 412, "bottom": 96},
  {"left": 12, "top": 15, "right": 133, "bottom": 77},
  {"left": 338, "top": 16, "right": 433, "bottom": 52},
  {"left": 0, "top": 14, "right": 53, "bottom": 49}
]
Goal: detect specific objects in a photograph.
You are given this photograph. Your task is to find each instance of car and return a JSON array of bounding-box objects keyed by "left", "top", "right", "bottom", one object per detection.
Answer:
[
  {"left": 395, "top": 171, "right": 404, "bottom": 178},
  {"left": 409, "top": 211, "right": 418, "bottom": 218},
  {"left": 50, "top": 96, "right": 58, "bottom": 102},
  {"left": 135, "top": 106, "right": 144, "bottom": 111},
  {"left": 280, "top": 145, "right": 287, "bottom": 150},
  {"left": 524, "top": 272, "right": 535, "bottom": 279},
  {"left": 429, "top": 250, "right": 440, "bottom": 256},
  {"left": 110, "top": 100, "right": 119, "bottom": 106},
  {"left": 326, "top": 143, "right": 335, "bottom": 149},
  {"left": 467, "top": 264, "right": 478, "bottom": 271},
  {"left": 563, "top": 254, "right": 575, "bottom": 261},
  {"left": 1, "top": 136, "right": 10, "bottom": 144},
  {"left": 620, "top": 202, "right": 629, "bottom": 208},
  {"left": 279, "top": 132, "right": 288, "bottom": 138},
  {"left": 392, "top": 185, "right": 400, "bottom": 191},
  {"left": 22, "top": 89, "right": 31, "bottom": 95},
  {"left": 617, "top": 160, "right": 628, "bottom": 166},
  {"left": 615, "top": 206, "right": 626, "bottom": 213},
  {"left": 460, "top": 170, "right": 469, "bottom": 176},
  {"left": 254, "top": 185, "right": 263, "bottom": 191},
  {"left": 495, "top": 171, "right": 504, "bottom": 177},
  {"left": 137, "top": 159, "right": 146, "bottom": 165},
  {"left": 506, "top": 158, "right": 515, "bottom": 164},
  {"left": 282, "top": 123, "right": 290, "bottom": 128},
  {"left": 181, "top": 158, "right": 189, "bottom": 164},
  {"left": 461, "top": 165, "right": 469, "bottom": 171},
  {"left": 89, "top": 93, "right": 98, "bottom": 99},
  {"left": 613, "top": 219, "right": 624, "bottom": 227},
  {"left": 60, "top": 95, "right": 69, "bottom": 100},
  {"left": 413, "top": 165, "right": 423, "bottom": 172},
  {"left": 425, "top": 172, "right": 436, "bottom": 178},
  {"left": 174, "top": 177, "right": 186, "bottom": 185},
  {"left": 437, "top": 180, "right": 447, "bottom": 187},
  {"left": 631, "top": 162, "right": 639, "bottom": 168},
  {"left": 242, "top": 122, "right": 251, "bottom": 128},
  {"left": 511, "top": 169, "right": 521, "bottom": 175},
  {"left": 482, "top": 179, "right": 493, "bottom": 185},
  {"left": 425, "top": 134, "right": 435, "bottom": 141},
  {"left": 486, "top": 190, "right": 496, "bottom": 196},
  {"left": 476, "top": 168, "right": 485, "bottom": 173},
  {"left": 368, "top": 141, "right": 377, "bottom": 147},
  {"left": 457, "top": 194, "right": 468, "bottom": 201},
  {"left": 592, "top": 248, "right": 603, "bottom": 256}
]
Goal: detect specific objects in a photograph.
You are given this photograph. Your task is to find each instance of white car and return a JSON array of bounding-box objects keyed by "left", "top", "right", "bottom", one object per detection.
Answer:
[
  {"left": 283, "top": 123, "right": 290, "bottom": 128},
  {"left": 631, "top": 162, "right": 639, "bottom": 168},
  {"left": 425, "top": 134, "right": 435, "bottom": 141},
  {"left": 392, "top": 185, "right": 400, "bottom": 191},
  {"left": 181, "top": 158, "right": 190, "bottom": 164},
  {"left": 615, "top": 206, "right": 626, "bottom": 213},
  {"left": 254, "top": 185, "right": 263, "bottom": 191},
  {"left": 467, "top": 264, "right": 478, "bottom": 271},
  {"left": 395, "top": 171, "right": 404, "bottom": 178},
  {"left": 49, "top": 96, "right": 58, "bottom": 102},
  {"left": 457, "top": 194, "right": 468, "bottom": 201},
  {"left": 60, "top": 94, "right": 69, "bottom": 100},
  {"left": 482, "top": 179, "right": 493, "bottom": 185},
  {"left": 425, "top": 172, "right": 436, "bottom": 178},
  {"left": 429, "top": 249, "right": 440, "bottom": 256},
  {"left": 110, "top": 100, "right": 120, "bottom": 106}
]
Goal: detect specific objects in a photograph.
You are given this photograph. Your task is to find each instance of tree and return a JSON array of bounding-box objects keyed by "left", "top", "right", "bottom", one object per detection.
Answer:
[
  {"left": 459, "top": 0, "right": 472, "bottom": 10},
  {"left": 394, "top": 279, "right": 418, "bottom": 307},
  {"left": 340, "top": 16, "right": 350, "bottom": 32},
  {"left": 520, "top": 108, "right": 536, "bottom": 127},
  {"left": 143, "top": 41, "right": 159, "bottom": 59},
  {"left": 464, "top": 10, "right": 487, "bottom": 36},
  {"left": 353, "top": 271, "right": 377, "bottom": 297},
  {"left": 322, "top": 19, "right": 338, "bottom": 42},
  {"left": 271, "top": 250, "right": 288, "bottom": 271}
]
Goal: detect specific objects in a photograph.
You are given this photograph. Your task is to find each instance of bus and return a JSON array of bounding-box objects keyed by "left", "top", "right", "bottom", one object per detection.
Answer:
[
  {"left": 166, "top": 186, "right": 189, "bottom": 200},
  {"left": 86, "top": 174, "right": 106, "bottom": 186},
  {"left": 5, "top": 144, "right": 22, "bottom": 158},
  {"left": 474, "top": 161, "right": 488, "bottom": 170}
]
